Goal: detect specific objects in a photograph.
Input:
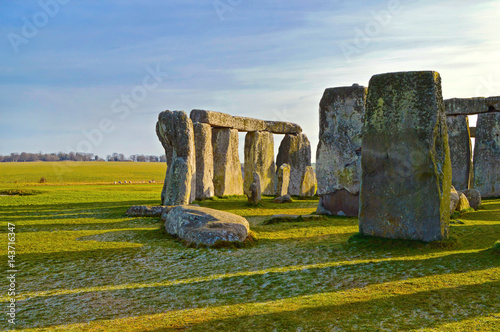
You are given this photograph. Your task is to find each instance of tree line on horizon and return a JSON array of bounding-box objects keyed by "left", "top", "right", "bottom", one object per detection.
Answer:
[{"left": 0, "top": 152, "right": 167, "bottom": 163}]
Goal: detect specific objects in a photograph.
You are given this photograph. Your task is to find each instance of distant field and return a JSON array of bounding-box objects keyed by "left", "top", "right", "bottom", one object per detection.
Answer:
[{"left": 0, "top": 161, "right": 167, "bottom": 184}]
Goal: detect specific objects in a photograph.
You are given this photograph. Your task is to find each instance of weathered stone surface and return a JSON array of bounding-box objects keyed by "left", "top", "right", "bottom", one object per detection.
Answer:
[
  {"left": 445, "top": 98, "right": 489, "bottom": 115},
  {"left": 162, "top": 205, "right": 249, "bottom": 246},
  {"left": 359, "top": 71, "right": 451, "bottom": 242},
  {"left": 446, "top": 115, "right": 472, "bottom": 190},
  {"left": 450, "top": 186, "right": 460, "bottom": 215},
  {"left": 456, "top": 192, "right": 470, "bottom": 211},
  {"left": 193, "top": 123, "right": 214, "bottom": 200},
  {"left": 461, "top": 189, "right": 481, "bottom": 210},
  {"left": 316, "top": 84, "right": 366, "bottom": 216},
  {"left": 276, "top": 163, "right": 291, "bottom": 197},
  {"left": 247, "top": 171, "right": 262, "bottom": 204},
  {"left": 276, "top": 133, "right": 311, "bottom": 195},
  {"left": 212, "top": 128, "right": 244, "bottom": 196},
  {"left": 126, "top": 205, "right": 171, "bottom": 217},
  {"left": 156, "top": 111, "right": 196, "bottom": 206},
  {"left": 317, "top": 190, "right": 359, "bottom": 216},
  {"left": 272, "top": 194, "right": 292, "bottom": 203},
  {"left": 190, "top": 109, "right": 302, "bottom": 134},
  {"left": 486, "top": 96, "right": 500, "bottom": 110},
  {"left": 300, "top": 166, "right": 316, "bottom": 197},
  {"left": 473, "top": 112, "right": 500, "bottom": 198},
  {"left": 244, "top": 131, "right": 275, "bottom": 195}
]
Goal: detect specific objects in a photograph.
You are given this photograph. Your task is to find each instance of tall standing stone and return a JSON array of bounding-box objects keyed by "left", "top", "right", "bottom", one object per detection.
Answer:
[
  {"left": 212, "top": 128, "right": 244, "bottom": 196},
  {"left": 156, "top": 110, "right": 196, "bottom": 206},
  {"left": 316, "top": 84, "right": 366, "bottom": 216},
  {"left": 445, "top": 115, "right": 472, "bottom": 190},
  {"left": 276, "top": 133, "right": 311, "bottom": 196},
  {"left": 473, "top": 112, "right": 500, "bottom": 197},
  {"left": 244, "top": 131, "right": 276, "bottom": 195},
  {"left": 193, "top": 123, "right": 214, "bottom": 200},
  {"left": 276, "top": 163, "right": 291, "bottom": 197},
  {"left": 300, "top": 166, "right": 316, "bottom": 197},
  {"left": 359, "top": 71, "right": 451, "bottom": 242}
]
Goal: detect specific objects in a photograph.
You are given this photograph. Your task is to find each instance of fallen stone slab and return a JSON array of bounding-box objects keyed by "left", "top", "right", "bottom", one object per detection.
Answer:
[
  {"left": 263, "top": 214, "right": 323, "bottom": 225},
  {"left": 190, "top": 109, "right": 302, "bottom": 134},
  {"left": 162, "top": 205, "right": 250, "bottom": 246},
  {"left": 272, "top": 194, "right": 292, "bottom": 203},
  {"left": 126, "top": 205, "right": 171, "bottom": 217}
]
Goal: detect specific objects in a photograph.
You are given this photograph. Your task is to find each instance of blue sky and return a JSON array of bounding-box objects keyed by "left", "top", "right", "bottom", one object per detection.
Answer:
[{"left": 1, "top": 0, "right": 499, "bottom": 160}]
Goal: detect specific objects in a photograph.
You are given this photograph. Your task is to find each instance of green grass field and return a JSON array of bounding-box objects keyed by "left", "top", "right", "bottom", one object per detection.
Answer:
[{"left": 0, "top": 162, "right": 499, "bottom": 331}]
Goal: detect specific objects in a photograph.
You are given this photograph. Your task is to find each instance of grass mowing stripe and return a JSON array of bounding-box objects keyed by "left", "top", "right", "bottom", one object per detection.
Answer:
[
  {"left": 5, "top": 249, "right": 484, "bottom": 302},
  {"left": 20, "top": 268, "right": 500, "bottom": 332}
]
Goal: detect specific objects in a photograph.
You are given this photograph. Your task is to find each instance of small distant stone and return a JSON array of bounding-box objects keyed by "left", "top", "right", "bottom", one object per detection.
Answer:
[
  {"left": 461, "top": 189, "right": 481, "bottom": 210},
  {"left": 272, "top": 194, "right": 292, "bottom": 203},
  {"left": 126, "top": 205, "right": 171, "bottom": 217},
  {"left": 264, "top": 214, "right": 322, "bottom": 224}
]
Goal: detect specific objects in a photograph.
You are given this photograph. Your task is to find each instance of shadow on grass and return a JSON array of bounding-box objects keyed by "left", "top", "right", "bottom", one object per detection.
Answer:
[
  {"left": 14, "top": 249, "right": 500, "bottom": 330},
  {"left": 145, "top": 280, "right": 500, "bottom": 332}
]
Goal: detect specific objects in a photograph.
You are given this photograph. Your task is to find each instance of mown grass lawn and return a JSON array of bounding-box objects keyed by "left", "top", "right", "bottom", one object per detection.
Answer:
[{"left": 0, "top": 162, "right": 499, "bottom": 331}]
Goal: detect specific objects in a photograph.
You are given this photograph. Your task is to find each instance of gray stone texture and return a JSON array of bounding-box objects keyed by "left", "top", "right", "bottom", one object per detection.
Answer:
[
  {"left": 190, "top": 109, "right": 302, "bottom": 134},
  {"left": 162, "top": 205, "right": 250, "bottom": 246},
  {"left": 244, "top": 131, "right": 276, "bottom": 195},
  {"left": 276, "top": 163, "right": 291, "bottom": 197},
  {"left": 247, "top": 171, "right": 262, "bottom": 204},
  {"left": 126, "top": 205, "right": 171, "bottom": 217},
  {"left": 212, "top": 128, "right": 244, "bottom": 196},
  {"left": 444, "top": 96, "right": 499, "bottom": 115},
  {"left": 272, "top": 194, "right": 292, "bottom": 203},
  {"left": 300, "top": 166, "right": 316, "bottom": 197},
  {"left": 276, "top": 133, "right": 312, "bottom": 196},
  {"left": 446, "top": 115, "right": 472, "bottom": 190},
  {"left": 316, "top": 84, "right": 366, "bottom": 216},
  {"left": 156, "top": 110, "right": 196, "bottom": 206},
  {"left": 473, "top": 112, "right": 500, "bottom": 197},
  {"left": 461, "top": 189, "right": 481, "bottom": 210},
  {"left": 193, "top": 123, "right": 215, "bottom": 200},
  {"left": 359, "top": 71, "right": 452, "bottom": 242},
  {"left": 317, "top": 190, "right": 359, "bottom": 216}
]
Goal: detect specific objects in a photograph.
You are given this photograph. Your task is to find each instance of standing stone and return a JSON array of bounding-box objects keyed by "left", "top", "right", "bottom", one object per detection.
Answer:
[
  {"left": 247, "top": 171, "right": 262, "bottom": 204},
  {"left": 193, "top": 123, "right": 214, "bottom": 200},
  {"left": 316, "top": 84, "right": 366, "bottom": 216},
  {"left": 445, "top": 115, "right": 472, "bottom": 190},
  {"left": 244, "top": 131, "right": 276, "bottom": 195},
  {"left": 359, "top": 71, "right": 451, "bottom": 242},
  {"left": 276, "top": 163, "right": 291, "bottom": 197},
  {"left": 156, "top": 110, "right": 196, "bottom": 206},
  {"left": 300, "top": 166, "right": 316, "bottom": 197},
  {"left": 276, "top": 133, "right": 311, "bottom": 195},
  {"left": 473, "top": 112, "right": 500, "bottom": 198},
  {"left": 212, "top": 128, "right": 244, "bottom": 196}
]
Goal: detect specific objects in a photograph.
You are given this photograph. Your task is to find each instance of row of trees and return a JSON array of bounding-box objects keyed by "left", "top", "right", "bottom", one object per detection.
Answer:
[{"left": 0, "top": 152, "right": 166, "bottom": 162}]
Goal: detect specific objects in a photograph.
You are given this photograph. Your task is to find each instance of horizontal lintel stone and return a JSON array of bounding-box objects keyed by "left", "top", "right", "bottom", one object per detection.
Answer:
[
  {"left": 190, "top": 109, "right": 302, "bottom": 134},
  {"left": 445, "top": 96, "right": 500, "bottom": 115}
]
